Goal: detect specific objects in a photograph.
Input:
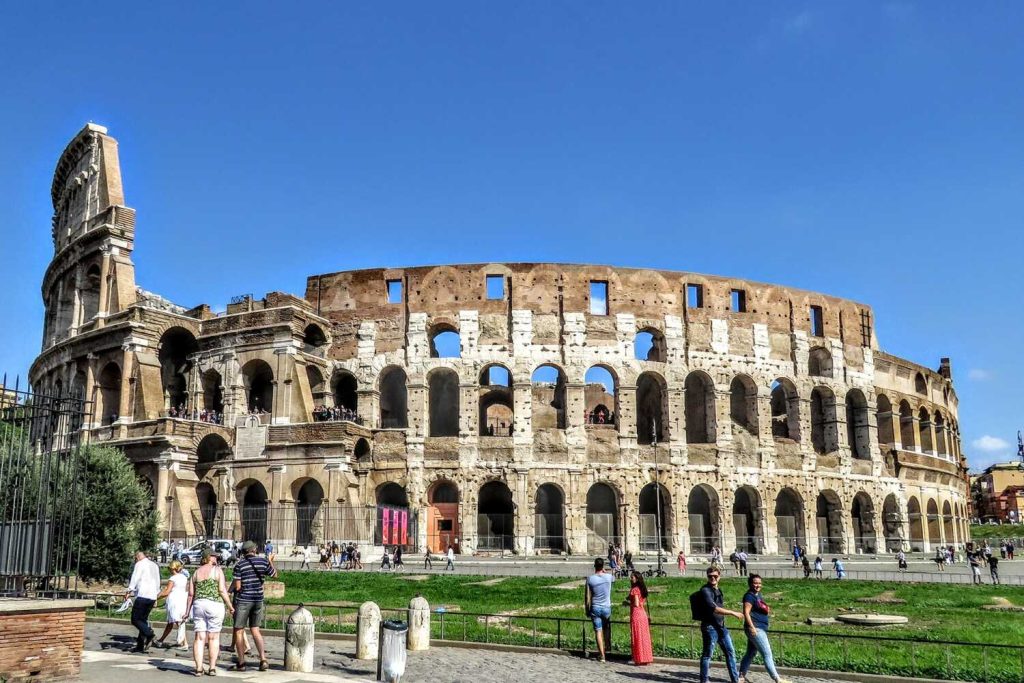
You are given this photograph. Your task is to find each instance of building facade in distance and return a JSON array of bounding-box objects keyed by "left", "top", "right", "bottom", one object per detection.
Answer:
[
  {"left": 971, "top": 463, "right": 1024, "bottom": 524},
  {"left": 30, "top": 124, "right": 971, "bottom": 555}
]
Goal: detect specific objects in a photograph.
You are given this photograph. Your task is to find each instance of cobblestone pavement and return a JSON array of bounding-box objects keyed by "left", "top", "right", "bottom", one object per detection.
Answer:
[{"left": 82, "top": 621, "right": 851, "bottom": 683}]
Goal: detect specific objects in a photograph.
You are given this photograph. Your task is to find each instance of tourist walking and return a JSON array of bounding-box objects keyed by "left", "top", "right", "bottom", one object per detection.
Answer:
[
  {"left": 832, "top": 558, "right": 845, "bottom": 579},
  {"left": 156, "top": 560, "right": 189, "bottom": 650},
  {"left": 299, "top": 545, "right": 311, "bottom": 571},
  {"left": 232, "top": 540, "right": 278, "bottom": 671},
  {"left": 394, "top": 545, "right": 404, "bottom": 571},
  {"left": 677, "top": 550, "right": 687, "bottom": 576},
  {"left": 739, "top": 574, "right": 791, "bottom": 683},
  {"left": 969, "top": 551, "right": 983, "bottom": 585},
  {"left": 934, "top": 547, "right": 945, "bottom": 571},
  {"left": 791, "top": 543, "right": 801, "bottom": 567},
  {"left": 897, "top": 549, "right": 908, "bottom": 573},
  {"left": 626, "top": 571, "right": 653, "bottom": 665},
  {"left": 423, "top": 548, "right": 433, "bottom": 570},
  {"left": 126, "top": 550, "right": 161, "bottom": 653},
  {"left": 159, "top": 539, "right": 169, "bottom": 564},
  {"left": 445, "top": 544, "right": 456, "bottom": 571},
  {"left": 694, "top": 566, "right": 742, "bottom": 683},
  {"left": 186, "top": 549, "right": 234, "bottom": 676},
  {"left": 737, "top": 550, "right": 749, "bottom": 577},
  {"left": 988, "top": 554, "right": 1000, "bottom": 584},
  {"left": 585, "top": 557, "right": 615, "bottom": 662},
  {"left": 801, "top": 555, "right": 810, "bottom": 579},
  {"left": 813, "top": 556, "right": 823, "bottom": 579}
]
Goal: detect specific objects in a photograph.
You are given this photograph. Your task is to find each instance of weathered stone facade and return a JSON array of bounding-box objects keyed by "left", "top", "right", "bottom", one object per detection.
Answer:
[{"left": 30, "top": 124, "right": 970, "bottom": 556}]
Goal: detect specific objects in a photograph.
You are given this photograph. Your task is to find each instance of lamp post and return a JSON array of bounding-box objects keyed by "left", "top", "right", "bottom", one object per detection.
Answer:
[{"left": 652, "top": 417, "right": 663, "bottom": 575}]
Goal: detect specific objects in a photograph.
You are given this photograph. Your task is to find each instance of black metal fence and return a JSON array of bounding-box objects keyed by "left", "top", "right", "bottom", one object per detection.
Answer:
[{"left": 0, "top": 376, "right": 89, "bottom": 596}]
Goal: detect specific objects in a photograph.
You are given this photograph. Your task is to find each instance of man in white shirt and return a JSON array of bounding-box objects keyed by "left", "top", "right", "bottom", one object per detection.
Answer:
[{"left": 125, "top": 550, "right": 161, "bottom": 652}]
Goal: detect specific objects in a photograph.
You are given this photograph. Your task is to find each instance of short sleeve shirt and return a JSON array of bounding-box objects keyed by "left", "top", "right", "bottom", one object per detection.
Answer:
[
  {"left": 743, "top": 590, "right": 770, "bottom": 630},
  {"left": 586, "top": 572, "right": 614, "bottom": 610},
  {"left": 234, "top": 556, "right": 277, "bottom": 603},
  {"left": 700, "top": 585, "right": 725, "bottom": 626}
]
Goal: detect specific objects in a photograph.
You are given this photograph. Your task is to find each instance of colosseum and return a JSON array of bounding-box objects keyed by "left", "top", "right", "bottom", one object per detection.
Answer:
[{"left": 30, "top": 124, "right": 971, "bottom": 557}]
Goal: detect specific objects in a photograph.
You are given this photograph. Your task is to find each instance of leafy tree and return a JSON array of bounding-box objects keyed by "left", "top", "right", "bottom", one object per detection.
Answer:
[{"left": 77, "top": 446, "right": 159, "bottom": 582}]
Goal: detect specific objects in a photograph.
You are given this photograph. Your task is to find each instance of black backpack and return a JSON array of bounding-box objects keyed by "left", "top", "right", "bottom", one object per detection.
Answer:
[{"left": 689, "top": 589, "right": 709, "bottom": 621}]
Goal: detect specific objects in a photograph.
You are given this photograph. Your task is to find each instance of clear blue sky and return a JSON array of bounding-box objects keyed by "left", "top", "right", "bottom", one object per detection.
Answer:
[{"left": 1, "top": 3, "right": 1021, "bottom": 471}]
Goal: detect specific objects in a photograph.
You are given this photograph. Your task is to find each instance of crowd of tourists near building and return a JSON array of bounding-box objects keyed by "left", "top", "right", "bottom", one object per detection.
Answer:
[
  {"left": 291, "top": 541, "right": 364, "bottom": 570},
  {"left": 311, "top": 405, "right": 364, "bottom": 424},
  {"left": 126, "top": 541, "right": 278, "bottom": 676},
  {"left": 166, "top": 404, "right": 224, "bottom": 424}
]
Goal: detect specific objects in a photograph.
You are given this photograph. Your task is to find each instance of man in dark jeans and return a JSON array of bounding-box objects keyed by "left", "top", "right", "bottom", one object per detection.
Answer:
[
  {"left": 698, "top": 566, "right": 744, "bottom": 683},
  {"left": 232, "top": 541, "right": 278, "bottom": 671},
  {"left": 125, "top": 550, "right": 161, "bottom": 653}
]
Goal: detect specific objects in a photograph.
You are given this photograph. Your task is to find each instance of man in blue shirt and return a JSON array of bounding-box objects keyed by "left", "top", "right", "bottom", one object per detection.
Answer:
[
  {"left": 584, "top": 557, "right": 615, "bottom": 662},
  {"left": 232, "top": 541, "right": 278, "bottom": 671}
]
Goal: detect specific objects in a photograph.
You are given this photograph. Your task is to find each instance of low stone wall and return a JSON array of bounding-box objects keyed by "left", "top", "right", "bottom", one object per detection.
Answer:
[{"left": 0, "top": 598, "right": 93, "bottom": 680}]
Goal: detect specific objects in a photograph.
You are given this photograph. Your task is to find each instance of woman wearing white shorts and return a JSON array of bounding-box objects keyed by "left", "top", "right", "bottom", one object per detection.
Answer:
[
  {"left": 186, "top": 550, "right": 235, "bottom": 676},
  {"left": 156, "top": 561, "right": 189, "bottom": 649}
]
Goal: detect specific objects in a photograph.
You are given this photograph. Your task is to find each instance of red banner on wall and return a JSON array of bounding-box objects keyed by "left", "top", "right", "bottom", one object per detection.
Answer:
[
  {"left": 392, "top": 510, "right": 401, "bottom": 546},
  {"left": 400, "top": 510, "right": 408, "bottom": 545},
  {"left": 382, "top": 508, "right": 391, "bottom": 545}
]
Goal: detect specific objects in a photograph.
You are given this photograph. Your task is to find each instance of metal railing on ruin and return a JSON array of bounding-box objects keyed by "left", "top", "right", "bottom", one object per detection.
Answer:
[{"left": 0, "top": 375, "right": 90, "bottom": 597}]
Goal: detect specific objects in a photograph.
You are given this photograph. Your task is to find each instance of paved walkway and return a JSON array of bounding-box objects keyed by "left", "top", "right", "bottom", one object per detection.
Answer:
[{"left": 83, "top": 621, "right": 847, "bottom": 683}]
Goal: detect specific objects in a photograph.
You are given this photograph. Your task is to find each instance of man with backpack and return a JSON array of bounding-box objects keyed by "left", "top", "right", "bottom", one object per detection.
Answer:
[
  {"left": 232, "top": 540, "right": 277, "bottom": 671},
  {"left": 691, "top": 566, "right": 743, "bottom": 683}
]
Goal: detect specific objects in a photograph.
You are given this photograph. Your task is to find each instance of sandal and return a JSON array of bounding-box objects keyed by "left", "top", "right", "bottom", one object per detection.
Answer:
[
  {"left": 231, "top": 664, "right": 246, "bottom": 672},
  {"left": 258, "top": 660, "right": 269, "bottom": 672},
  {"left": 193, "top": 670, "right": 204, "bottom": 677},
  {"left": 207, "top": 668, "right": 217, "bottom": 676}
]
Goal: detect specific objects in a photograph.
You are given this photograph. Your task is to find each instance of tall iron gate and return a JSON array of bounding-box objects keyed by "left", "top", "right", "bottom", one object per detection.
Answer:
[{"left": 0, "top": 377, "right": 89, "bottom": 596}]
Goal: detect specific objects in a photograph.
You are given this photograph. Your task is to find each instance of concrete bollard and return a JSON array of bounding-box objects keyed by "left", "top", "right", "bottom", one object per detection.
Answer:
[
  {"left": 356, "top": 601, "right": 382, "bottom": 660},
  {"left": 284, "top": 604, "right": 315, "bottom": 673},
  {"left": 407, "top": 595, "right": 430, "bottom": 651}
]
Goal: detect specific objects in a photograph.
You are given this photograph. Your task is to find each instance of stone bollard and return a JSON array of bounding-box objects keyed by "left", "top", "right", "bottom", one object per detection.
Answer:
[
  {"left": 284, "top": 604, "right": 315, "bottom": 673},
  {"left": 356, "top": 601, "right": 381, "bottom": 660},
  {"left": 407, "top": 595, "right": 430, "bottom": 651}
]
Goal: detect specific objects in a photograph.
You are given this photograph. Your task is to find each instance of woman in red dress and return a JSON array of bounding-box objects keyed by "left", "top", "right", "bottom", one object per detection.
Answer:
[{"left": 627, "top": 571, "right": 654, "bottom": 665}]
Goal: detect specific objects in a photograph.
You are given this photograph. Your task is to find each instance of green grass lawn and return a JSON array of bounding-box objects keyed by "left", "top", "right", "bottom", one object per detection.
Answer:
[
  {"left": 92, "top": 570, "right": 1024, "bottom": 682},
  {"left": 970, "top": 524, "right": 1024, "bottom": 541}
]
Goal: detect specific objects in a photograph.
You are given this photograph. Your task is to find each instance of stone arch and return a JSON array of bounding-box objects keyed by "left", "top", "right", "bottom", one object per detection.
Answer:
[
  {"left": 926, "top": 498, "right": 940, "bottom": 545},
  {"left": 687, "top": 484, "right": 719, "bottom": 553},
  {"left": 196, "top": 433, "right": 230, "bottom": 467},
  {"left": 354, "top": 437, "right": 372, "bottom": 463},
  {"left": 479, "top": 364, "right": 513, "bottom": 436},
  {"left": 376, "top": 481, "right": 409, "bottom": 507},
  {"left": 302, "top": 323, "right": 327, "bottom": 350},
  {"left": 429, "top": 324, "right": 461, "bottom": 359},
  {"left": 815, "top": 490, "right": 843, "bottom": 554},
  {"left": 427, "top": 480, "right": 460, "bottom": 552},
  {"left": 810, "top": 386, "right": 838, "bottom": 455},
  {"left": 918, "top": 407, "right": 934, "bottom": 453},
  {"left": 636, "top": 371, "right": 667, "bottom": 444},
  {"left": 201, "top": 369, "right": 224, "bottom": 413},
  {"left": 332, "top": 370, "right": 358, "bottom": 413},
  {"left": 241, "top": 359, "right": 274, "bottom": 414},
  {"left": 684, "top": 371, "right": 716, "bottom": 444},
  {"left": 915, "top": 372, "right": 927, "bottom": 395},
  {"left": 934, "top": 411, "right": 948, "bottom": 457},
  {"left": 378, "top": 366, "right": 408, "bottom": 428},
  {"left": 428, "top": 368, "right": 460, "bottom": 437},
  {"left": 899, "top": 400, "right": 916, "bottom": 450},
  {"left": 80, "top": 263, "right": 101, "bottom": 322},
  {"left": 846, "top": 389, "right": 871, "bottom": 460},
  {"left": 639, "top": 483, "right": 672, "bottom": 551},
  {"left": 375, "top": 481, "right": 410, "bottom": 548},
  {"left": 770, "top": 378, "right": 800, "bottom": 441},
  {"left": 774, "top": 488, "right": 805, "bottom": 551},
  {"left": 942, "top": 500, "right": 954, "bottom": 545},
  {"left": 584, "top": 365, "right": 618, "bottom": 428},
  {"left": 159, "top": 327, "right": 198, "bottom": 411},
  {"left": 196, "top": 482, "right": 218, "bottom": 537},
  {"left": 531, "top": 364, "right": 566, "bottom": 429},
  {"left": 478, "top": 480, "right": 515, "bottom": 551},
  {"left": 808, "top": 347, "right": 833, "bottom": 378},
  {"left": 851, "top": 491, "right": 876, "bottom": 553},
  {"left": 238, "top": 480, "right": 269, "bottom": 545},
  {"left": 634, "top": 327, "right": 666, "bottom": 362},
  {"left": 876, "top": 394, "right": 894, "bottom": 451},
  {"left": 96, "top": 361, "right": 121, "bottom": 426},
  {"left": 306, "top": 365, "right": 327, "bottom": 411},
  {"left": 535, "top": 483, "right": 565, "bottom": 553},
  {"left": 585, "top": 482, "right": 620, "bottom": 552},
  {"left": 882, "top": 494, "right": 902, "bottom": 551},
  {"left": 732, "top": 486, "right": 763, "bottom": 553},
  {"left": 294, "top": 478, "right": 325, "bottom": 546},
  {"left": 729, "top": 374, "right": 759, "bottom": 436},
  {"left": 907, "top": 496, "right": 924, "bottom": 551}
]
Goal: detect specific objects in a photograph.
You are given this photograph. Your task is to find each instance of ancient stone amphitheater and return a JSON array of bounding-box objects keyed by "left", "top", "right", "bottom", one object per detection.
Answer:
[{"left": 30, "top": 124, "right": 970, "bottom": 556}]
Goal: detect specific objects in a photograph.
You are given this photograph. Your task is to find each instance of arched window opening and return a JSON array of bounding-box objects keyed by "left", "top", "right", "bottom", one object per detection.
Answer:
[
  {"left": 375, "top": 482, "right": 411, "bottom": 548},
  {"left": 845, "top": 389, "right": 871, "bottom": 460},
  {"left": 729, "top": 375, "right": 759, "bottom": 436},
  {"left": 636, "top": 372, "right": 667, "bottom": 444},
  {"left": 816, "top": 491, "right": 843, "bottom": 554},
  {"left": 882, "top": 494, "right": 902, "bottom": 552},
  {"left": 196, "top": 483, "right": 218, "bottom": 538},
  {"left": 80, "top": 264, "right": 101, "bottom": 322},
  {"left": 732, "top": 487, "right": 762, "bottom": 553},
  {"left": 584, "top": 366, "right": 617, "bottom": 428},
  {"left": 427, "top": 481, "right": 460, "bottom": 553},
  {"left": 332, "top": 371, "right": 359, "bottom": 414},
  {"left": 774, "top": 488, "right": 804, "bottom": 551},
  {"left": 639, "top": 483, "right": 672, "bottom": 551},
  {"left": 159, "top": 328, "right": 198, "bottom": 413},
  {"left": 97, "top": 362, "right": 121, "bottom": 426},
  {"left": 479, "top": 365, "right": 513, "bottom": 436},
  {"left": 535, "top": 484, "right": 565, "bottom": 553},
  {"left": 687, "top": 485, "right": 718, "bottom": 553},
  {"left": 876, "top": 395, "right": 894, "bottom": 451},
  {"left": 810, "top": 387, "right": 838, "bottom": 455},
  {"left": 478, "top": 481, "right": 514, "bottom": 551},
  {"left": 202, "top": 370, "right": 224, "bottom": 415},
  {"left": 942, "top": 501, "right": 954, "bottom": 545},
  {"left": 915, "top": 373, "right": 927, "bottom": 395},
  {"left": 899, "top": 401, "right": 916, "bottom": 450},
  {"left": 296, "top": 479, "right": 324, "bottom": 546},
  {"left": 429, "top": 328, "right": 461, "bottom": 358},
  {"left": 907, "top": 497, "right": 923, "bottom": 551},
  {"left": 851, "top": 492, "right": 875, "bottom": 553},
  {"left": 240, "top": 482, "right": 269, "bottom": 545},
  {"left": 196, "top": 434, "right": 230, "bottom": 467},
  {"left": 770, "top": 379, "right": 800, "bottom": 441},
  {"left": 634, "top": 329, "right": 666, "bottom": 362},
  {"left": 926, "top": 499, "right": 940, "bottom": 546},
  {"left": 306, "top": 366, "right": 327, "bottom": 414},
  {"left": 353, "top": 438, "right": 371, "bottom": 463},
  {"left": 808, "top": 347, "right": 833, "bottom": 378},
  {"left": 531, "top": 365, "right": 566, "bottom": 429},
  {"left": 585, "top": 483, "right": 619, "bottom": 553},
  {"left": 428, "top": 369, "right": 460, "bottom": 437},
  {"left": 302, "top": 324, "right": 327, "bottom": 351},
  {"left": 242, "top": 359, "right": 274, "bottom": 415},
  {"left": 684, "top": 372, "right": 716, "bottom": 444},
  {"left": 379, "top": 367, "right": 408, "bottom": 429},
  {"left": 934, "top": 412, "right": 947, "bottom": 457},
  {"left": 918, "top": 407, "right": 934, "bottom": 453}
]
